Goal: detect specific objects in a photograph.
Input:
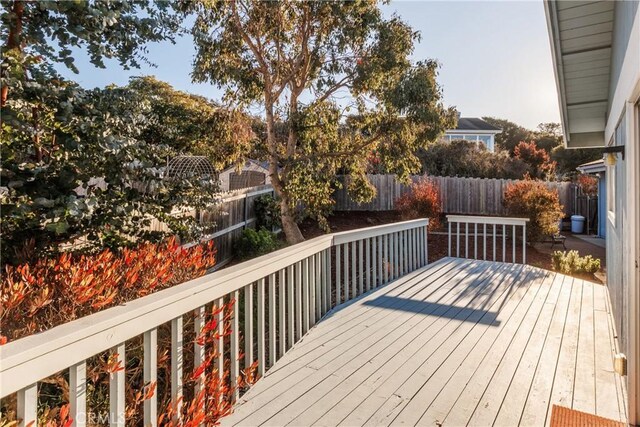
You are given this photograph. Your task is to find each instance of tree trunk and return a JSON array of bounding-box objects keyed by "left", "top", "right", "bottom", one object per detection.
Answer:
[{"left": 279, "top": 196, "right": 305, "bottom": 245}]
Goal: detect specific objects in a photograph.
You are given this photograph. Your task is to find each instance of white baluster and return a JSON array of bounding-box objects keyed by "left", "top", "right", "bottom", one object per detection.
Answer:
[
  {"left": 336, "top": 245, "right": 342, "bottom": 304},
  {"left": 512, "top": 224, "right": 517, "bottom": 263},
  {"left": 493, "top": 224, "right": 497, "bottom": 261},
  {"left": 351, "top": 241, "right": 357, "bottom": 297},
  {"left": 295, "top": 262, "right": 302, "bottom": 341},
  {"left": 343, "top": 243, "right": 349, "bottom": 301},
  {"left": 143, "top": 328, "right": 158, "bottom": 427},
  {"left": 522, "top": 224, "right": 527, "bottom": 264},
  {"left": 69, "top": 362, "right": 86, "bottom": 427},
  {"left": 194, "top": 306, "right": 206, "bottom": 394},
  {"left": 365, "top": 238, "right": 371, "bottom": 291},
  {"left": 483, "top": 223, "right": 487, "bottom": 260},
  {"left": 269, "top": 273, "right": 277, "bottom": 366},
  {"left": 17, "top": 383, "right": 37, "bottom": 427},
  {"left": 302, "top": 257, "right": 310, "bottom": 334},
  {"left": 245, "top": 284, "right": 254, "bottom": 368},
  {"left": 279, "top": 269, "right": 286, "bottom": 357},
  {"left": 216, "top": 298, "right": 224, "bottom": 379},
  {"left": 358, "top": 239, "right": 364, "bottom": 295},
  {"left": 257, "top": 278, "right": 266, "bottom": 377},
  {"left": 502, "top": 224, "right": 506, "bottom": 262},
  {"left": 287, "top": 265, "right": 294, "bottom": 349},
  {"left": 448, "top": 221, "right": 452, "bottom": 257},
  {"left": 109, "top": 343, "right": 125, "bottom": 427},
  {"left": 230, "top": 290, "right": 239, "bottom": 401},
  {"left": 170, "top": 317, "right": 183, "bottom": 422}
]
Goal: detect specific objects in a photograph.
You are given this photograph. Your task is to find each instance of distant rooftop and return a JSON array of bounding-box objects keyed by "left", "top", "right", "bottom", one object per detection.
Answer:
[{"left": 449, "top": 117, "right": 502, "bottom": 132}]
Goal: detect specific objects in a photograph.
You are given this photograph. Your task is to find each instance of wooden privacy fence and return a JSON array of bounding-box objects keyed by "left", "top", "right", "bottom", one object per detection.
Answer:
[
  {"left": 333, "top": 175, "right": 576, "bottom": 217},
  {"left": 148, "top": 185, "right": 276, "bottom": 267}
]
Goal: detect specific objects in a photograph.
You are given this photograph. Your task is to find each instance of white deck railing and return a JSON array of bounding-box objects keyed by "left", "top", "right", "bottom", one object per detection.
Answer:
[
  {"left": 0, "top": 219, "right": 429, "bottom": 427},
  {"left": 447, "top": 215, "right": 529, "bottom": 264}
]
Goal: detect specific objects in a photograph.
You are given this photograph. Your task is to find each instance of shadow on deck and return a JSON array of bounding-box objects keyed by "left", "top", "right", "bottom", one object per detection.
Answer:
[{"left": 222, "top": 257, "right": 627, "bottom": 427}]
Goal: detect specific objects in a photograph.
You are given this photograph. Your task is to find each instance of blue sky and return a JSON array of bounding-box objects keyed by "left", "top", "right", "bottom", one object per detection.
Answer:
[{"left": 56, "top": 1, "right": 561, "bottom": 130}]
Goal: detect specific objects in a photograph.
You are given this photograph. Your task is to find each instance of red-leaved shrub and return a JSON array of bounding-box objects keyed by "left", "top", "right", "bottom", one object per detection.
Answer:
[
  {"left": 576, "top": 174, "right": 598, "bottom": 197},
  {"left": 1, "top": 237, "right": 216, "bottom": 343},
  {"left": 395, "top": 177, "right": 442, "bottom": 230},
  {"left": 503, "top": 178, "right": 564, "bottom": 242},
  {"left": 0, "top": 240, "right": 263, "bottom": 426}
]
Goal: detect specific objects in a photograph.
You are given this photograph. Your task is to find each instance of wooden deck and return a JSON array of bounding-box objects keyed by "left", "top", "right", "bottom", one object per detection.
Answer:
[{"left": 222, "top": 258, "right": 628, "bottom": 426}]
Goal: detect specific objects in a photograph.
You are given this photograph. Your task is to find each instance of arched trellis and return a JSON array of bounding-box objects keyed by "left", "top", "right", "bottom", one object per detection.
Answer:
[{"left": 165, "top": 155, "right": 216, "bottom": 179}]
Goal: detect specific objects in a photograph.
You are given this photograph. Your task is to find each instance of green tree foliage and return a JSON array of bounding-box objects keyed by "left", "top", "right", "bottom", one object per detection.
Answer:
[
  {"left": 1, "top": 0, "right": 182, "bottom": 106},
  {"left": 551, "top": 145, "right": 603, "bottom": 179},
  {"left": 124, "top": 76, "right": 255, "bottom": 169},
  {"left": 482, "top": 117, "right": 533, "bottom": 155},
  {"left": 182, "top": 0, "right": 456, "bottom": 243},
  {"left": 534, "top": 122, "right": 563, "bottom": 152},
  {"left": 417, "top": 140, "right": 529, "bottom": 179},
  {"left": 0, "top": 2, "right": 229, "bottom": 264},
  {"left": 1, "top": 71, "right": 220, "bottom": 264}
]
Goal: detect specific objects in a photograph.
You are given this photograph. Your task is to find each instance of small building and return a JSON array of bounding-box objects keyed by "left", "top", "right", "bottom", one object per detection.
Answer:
[
  {"left": 577, "top": 158, "right": 606, "bottom": 238},
  {"left": 219, "top": 159, "right": 271, "bottom": 192},
  {"left": 443, "top": 117, "right": 502, "bottom": 152}
]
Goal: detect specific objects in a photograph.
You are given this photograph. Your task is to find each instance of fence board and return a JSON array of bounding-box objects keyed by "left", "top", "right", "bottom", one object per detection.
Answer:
[{"left": 333, "top": 175, "right": 575, "bottom": 217}]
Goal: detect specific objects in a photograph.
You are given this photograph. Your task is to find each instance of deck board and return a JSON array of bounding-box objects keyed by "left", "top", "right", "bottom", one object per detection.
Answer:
[{"left": 221, "top": 258, "right": 627, "bottom": 426}]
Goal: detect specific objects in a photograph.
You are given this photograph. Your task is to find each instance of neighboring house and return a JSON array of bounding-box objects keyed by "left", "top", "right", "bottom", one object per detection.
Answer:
[
  {"left": 443, "top": 117, "right": 502, "bottom": 152},
  {"left": 546, "top": 1, "right": 640, "bottom": 424},
  {"left": 577, "top": 159, "right": 607, "bottom": 238},
  {"left": 219, "top": 159, "right": 271, "bottom": 192}
]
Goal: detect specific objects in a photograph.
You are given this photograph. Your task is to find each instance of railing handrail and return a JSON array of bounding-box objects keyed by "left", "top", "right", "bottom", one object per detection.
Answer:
[
  {"left": 446, "top": 215, "right": 529, "bottom": 226},
  {"left": 0, "top": 218, "right": 428, "bottom": 398}
]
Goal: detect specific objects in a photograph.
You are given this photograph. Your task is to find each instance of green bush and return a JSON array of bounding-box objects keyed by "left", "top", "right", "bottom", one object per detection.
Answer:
[
  {"left": 503, "top": 179, "right": 564, "bottom": 243},
  {"left": 417, "top": 140, "right": 529, "bottom": 179},
  {"left": 254, "top": 194, "right": 282, "bottom": 230},
  {"left": 552, "top": 250, "right": 601, "bottom": 275},
  {"left": 234, "top": 228, "right": 281, "bottom": 260}
]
